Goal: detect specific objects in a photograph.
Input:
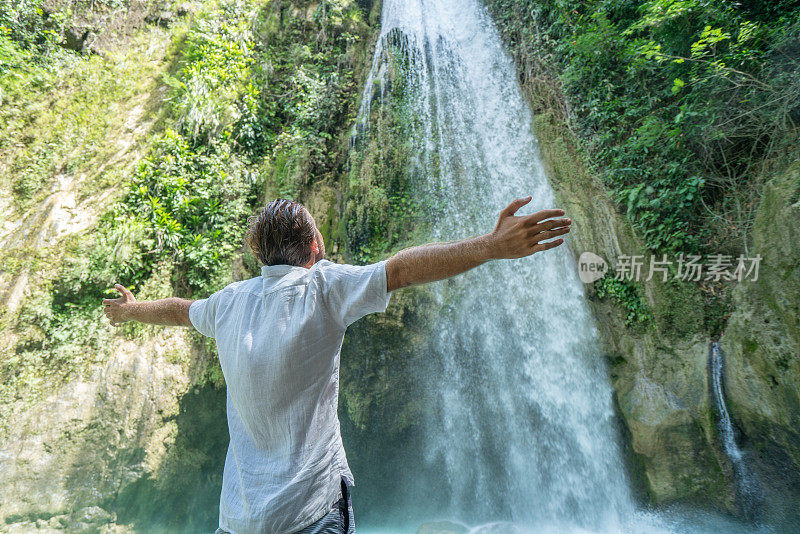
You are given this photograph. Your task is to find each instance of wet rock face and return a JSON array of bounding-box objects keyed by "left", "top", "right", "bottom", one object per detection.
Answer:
[
  {"left": 0, "top": 328, "right": 227, "bottom": 531},
  {"left": 615, "top": 338, "right": 726, "bottom": 502},
  {"left": 722, "top": 165, "right": 800, "bottom": 514},
  {"left": 0, "top": 330, "right": 182, "bottom": 526}
]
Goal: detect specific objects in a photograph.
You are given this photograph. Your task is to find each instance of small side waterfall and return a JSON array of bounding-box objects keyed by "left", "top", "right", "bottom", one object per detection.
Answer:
[
  {"left": 709, "top": 343, "right": 745, "bottom": 467},
  {"left": 708, "top": 342, "right": 761, "bottom": 519}
]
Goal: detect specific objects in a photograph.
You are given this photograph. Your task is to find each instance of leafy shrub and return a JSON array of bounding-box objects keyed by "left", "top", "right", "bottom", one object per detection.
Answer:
[
  {"left": 126, "top": 130, "right": 257, "bottom": 293},
  {"left": 594, "top": 274, "right": 653, "bottom": 326},
  {"left": 486, "top": 0, "right": 800, "bottom": 255},
  {"left": 0, "top": 0, "right": 65, "bottom": 54},
  {"left": 168, "top": 3, "right": 257, "bottom": 143}
]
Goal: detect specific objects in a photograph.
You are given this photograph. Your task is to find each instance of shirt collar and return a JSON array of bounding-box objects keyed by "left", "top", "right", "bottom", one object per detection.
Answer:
[{"left": 261, "top": 264, "right": 309, "bottom": 278}]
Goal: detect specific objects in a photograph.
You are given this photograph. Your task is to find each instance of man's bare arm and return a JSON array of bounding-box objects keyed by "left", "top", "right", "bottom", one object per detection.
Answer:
[
  {"left": 102, "top": 284, "right": 194, "bottom": 327},
  {"left": 385, "top": 196, "right": 571, "bottom": 292}
]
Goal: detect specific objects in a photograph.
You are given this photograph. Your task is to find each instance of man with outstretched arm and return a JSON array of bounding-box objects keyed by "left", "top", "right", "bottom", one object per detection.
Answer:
[{"left": 102, "top": 196, "right": 570, "bottom": 534}]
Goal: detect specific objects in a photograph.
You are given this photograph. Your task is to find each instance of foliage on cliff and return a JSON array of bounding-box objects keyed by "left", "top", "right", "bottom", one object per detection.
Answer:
[
  {"left": 1, "top": 0, "right": 180, "bottom": 421},
  {"left": 485, "top": 0, "right": 799, "bottom": 335},
  {"left": 117, "top": 0, "right": 375, "bottom": 296},
  {"left": 1, "top": 0, "right": 377, "bottom": 400},
  {"left": 487, "top": 0, "right": 799, "bottom": 256}
]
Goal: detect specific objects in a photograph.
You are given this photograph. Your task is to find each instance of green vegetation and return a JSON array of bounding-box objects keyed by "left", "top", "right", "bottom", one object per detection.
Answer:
[
  {"left": 595, "top": 274, "right": 653, "bottom": 326},
  {"left": 0, "top": 0, "right": 378, "bottom": 421},
  {"left": 486, "top": 0, "right": 800, "bottom": 331},
  {"left": 1, "top": 3, "right": 173, "bottom": 209},
  {"left": 119, "top": 0, "right": 375, "bottom": 296},
  {"left": 0, "top": 0, "right": 178, "bottom": 425},
  {"left": 0, "top": 0, "right": 67, "bottom": 54},
  {"left": 126, "top": 130, "right": 257, "bottom": 292},
  {"left": 344, "top": 35, "right": 434, "bottom": 263}
]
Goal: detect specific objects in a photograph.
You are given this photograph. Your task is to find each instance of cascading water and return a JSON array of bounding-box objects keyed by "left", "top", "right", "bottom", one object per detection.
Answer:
[
  {"left": 709, "top": 342, "right": 760, "bottom": 519},
  {"left": 353, "top": 1, "right": 634, "bottom": 530},
  {"left": 350, "top": 1, "right": 770, "bottom": 532}
]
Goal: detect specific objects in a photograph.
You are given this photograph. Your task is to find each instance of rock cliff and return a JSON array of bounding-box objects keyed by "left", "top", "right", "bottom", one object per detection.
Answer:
[{"left": 722, "top": 164, "right": 800, "bottom": 519}]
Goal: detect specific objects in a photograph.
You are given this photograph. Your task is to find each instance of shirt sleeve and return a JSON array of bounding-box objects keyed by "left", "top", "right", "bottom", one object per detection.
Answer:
[
  {"left": 319, "top": 260, "right": 393, "bottom": 328},
  {"left": 189, "top": 291, "right": 222, "bottom": 338}
]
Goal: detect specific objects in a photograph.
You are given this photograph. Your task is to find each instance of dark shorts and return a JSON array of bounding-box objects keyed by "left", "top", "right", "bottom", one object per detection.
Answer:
[
  {"left": 296, "top": 478, "right": 354, "bottom": 534},
  {"left": 215, "top": 478, "right": 355, "bottom": 534}
]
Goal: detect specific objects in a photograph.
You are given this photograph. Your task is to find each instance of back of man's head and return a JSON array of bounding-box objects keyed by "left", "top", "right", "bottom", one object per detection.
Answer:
[{"left": 246, "top": 199, "right": 316, "bottom": 267}]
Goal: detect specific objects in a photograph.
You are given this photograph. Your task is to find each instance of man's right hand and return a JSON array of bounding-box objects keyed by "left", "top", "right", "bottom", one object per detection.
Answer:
[{"left": 486, "top": 196, "right": 571, "bottom": 260}]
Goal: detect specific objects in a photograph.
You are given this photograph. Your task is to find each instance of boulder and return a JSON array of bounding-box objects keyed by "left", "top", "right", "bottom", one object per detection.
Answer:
[
  {"left": 62, "top": 26, "right": 88, "bottom": 52},
  {"left": 60, "top": 26, "right": 99, "bottom": 55},
  {"left": 72, "top": 505, "right": 114, "bottom": 525}
]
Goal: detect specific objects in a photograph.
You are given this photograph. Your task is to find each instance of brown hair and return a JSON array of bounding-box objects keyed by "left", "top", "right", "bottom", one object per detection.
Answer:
[{"left": 245, "top": 199, "right": 316, "bottom": 267}]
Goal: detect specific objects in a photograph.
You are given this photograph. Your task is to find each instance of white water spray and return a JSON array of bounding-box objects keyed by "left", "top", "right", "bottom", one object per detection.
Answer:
[{"left": 355, "top": 1, "right": 634, "bottom": 530}]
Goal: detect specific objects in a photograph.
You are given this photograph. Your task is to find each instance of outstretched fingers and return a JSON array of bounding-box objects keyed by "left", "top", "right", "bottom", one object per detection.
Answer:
[
  {"left": 523, "top": 208, "right": 566, "bottom": 226},
  {"left": 531, "top": 238, "right": 564, "bottom": 253},
  {"left": 492, "top": 198, "right": 571, "bottom": 258},
  {"left": 115, "top": 284, "right": 134, "bottom": 300},
  {"left": 499, "top": 196, "right": 532, "bottom": 219}
]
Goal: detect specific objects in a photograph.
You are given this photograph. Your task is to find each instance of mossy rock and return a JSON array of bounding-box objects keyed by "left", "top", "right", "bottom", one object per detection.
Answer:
[{"left": 721, "top": 163, "right": 800, "bottom": 516}]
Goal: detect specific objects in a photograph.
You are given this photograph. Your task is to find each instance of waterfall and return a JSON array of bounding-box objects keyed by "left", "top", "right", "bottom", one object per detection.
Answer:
[
  {"left": 349, "top": 1, "right": 766, "bottom": 533},
  {"left": 354, "top": 0, "right": 634, "bottom": 531},
  {"left": 708, "top": 342, "right": 760, "bottom": 519},
  {"left": 709, "top": 343, "right": 745, "bottom": 464}
]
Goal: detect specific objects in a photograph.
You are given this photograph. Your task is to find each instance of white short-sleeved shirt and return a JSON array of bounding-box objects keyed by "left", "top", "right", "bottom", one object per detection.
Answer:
[{"left": 189, "top": 259, "right": 392, "bottom": 534}]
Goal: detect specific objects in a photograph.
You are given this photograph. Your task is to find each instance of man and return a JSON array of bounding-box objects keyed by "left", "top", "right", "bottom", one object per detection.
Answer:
[{"left": 102, "top": 196, "right": 571, "bottom": 534}]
